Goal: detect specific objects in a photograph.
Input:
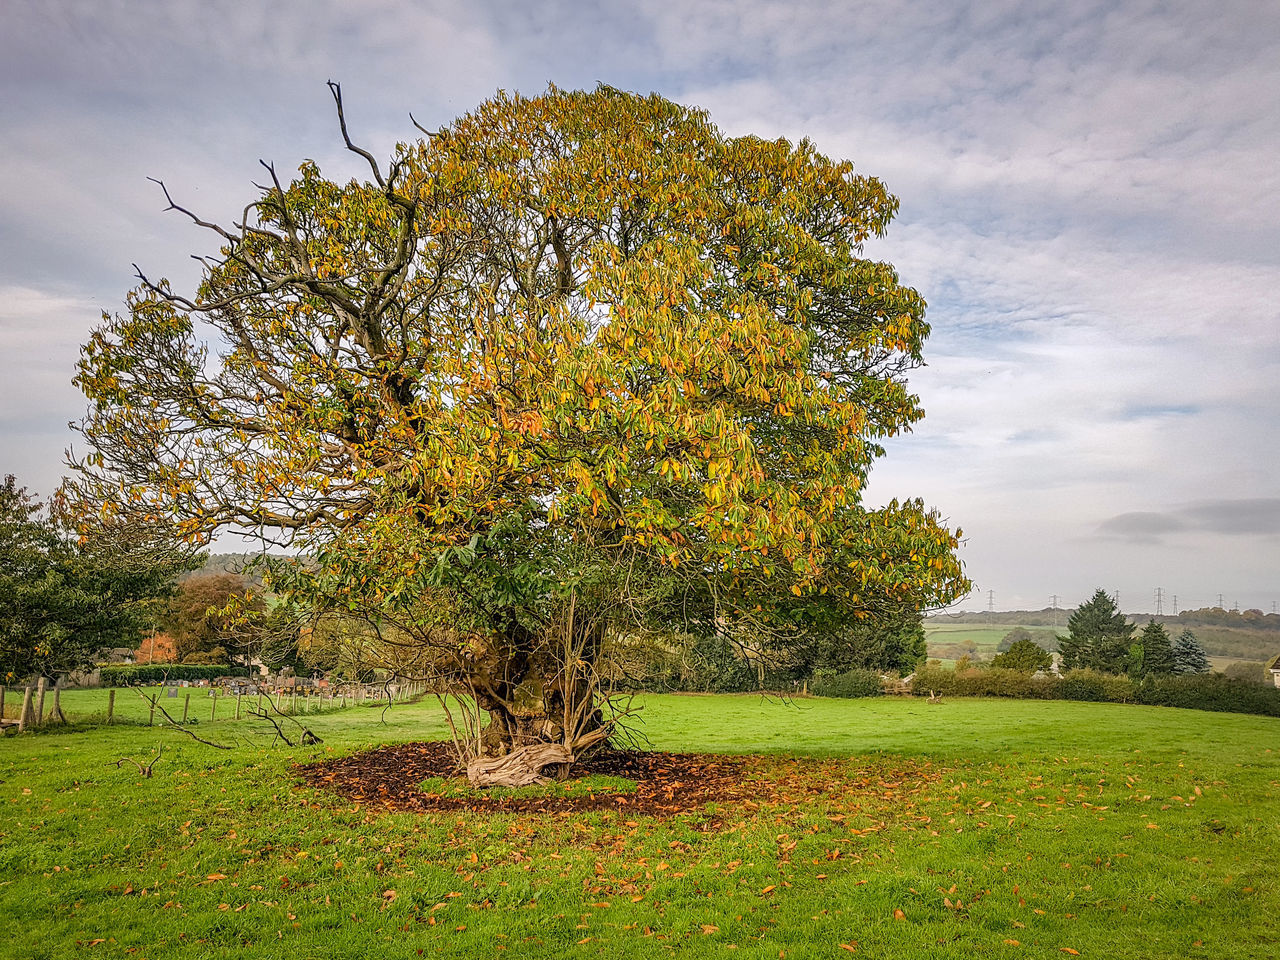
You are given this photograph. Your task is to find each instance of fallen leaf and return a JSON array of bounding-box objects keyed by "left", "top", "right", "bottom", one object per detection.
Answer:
[
  {"left": 701, "top": 924, "right": 719, "bottom": 934},
  {"left": 761, "top": 885, "right": 777, "bottom": 895},
  {"left": 1060, "top": 950, "right": 1079, "bottom": 956},
  {"left": 206, "top": 873, "right": 227, "bottom": 881},
  {"left": 839, "top": 944, "right": 857, "bottom": 952},
  {"left": 893, "top": 909, "right": 906, "bottom": 920},
  {"left": 1004, "top": 940, "right": 1020, "bottom": 946}
]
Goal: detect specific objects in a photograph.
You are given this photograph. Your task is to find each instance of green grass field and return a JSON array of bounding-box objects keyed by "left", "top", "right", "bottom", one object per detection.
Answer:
[{"left": 2, "top": 693, "right": 1277, "bottom": 958}]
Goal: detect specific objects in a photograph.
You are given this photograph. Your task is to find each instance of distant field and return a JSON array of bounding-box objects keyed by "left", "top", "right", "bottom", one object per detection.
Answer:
[
  {"left": 923, "top": 621, "right": 1273, "bottom": 670},
  {"left": 924, "top": 622, "right": 1060, "bottom": 662},
  {"left": 2, "top": 694, "right": 1277, "bottom": 958}
]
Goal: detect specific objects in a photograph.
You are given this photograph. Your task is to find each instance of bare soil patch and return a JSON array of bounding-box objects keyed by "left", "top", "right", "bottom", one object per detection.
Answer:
[{"left": 296, "top": 741, "right": 941, "bottom": 818}]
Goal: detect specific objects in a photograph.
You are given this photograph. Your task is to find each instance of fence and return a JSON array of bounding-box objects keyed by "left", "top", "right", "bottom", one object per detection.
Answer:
[{"left": 0, "top": 678, "right": 433, "bottom": 733}]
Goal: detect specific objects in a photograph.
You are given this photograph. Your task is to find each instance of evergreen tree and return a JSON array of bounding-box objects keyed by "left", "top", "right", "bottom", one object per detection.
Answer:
[
  {"left": 1058, "top": 588, "right": 1134, "bottom": 673},
  {"left": 1171, "top": 629, "right": 1210, "bottom": 674},
  {"left": 1138, "top": 619, "right": 1175, "bottom": 676}
]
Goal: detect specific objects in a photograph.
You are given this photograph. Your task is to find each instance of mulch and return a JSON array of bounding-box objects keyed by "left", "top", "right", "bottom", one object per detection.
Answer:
[{"left": 295, "top": 742, "right": 825, "bottom": 817}]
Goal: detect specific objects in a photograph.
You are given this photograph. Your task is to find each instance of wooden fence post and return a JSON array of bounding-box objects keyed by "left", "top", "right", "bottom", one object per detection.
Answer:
[
  {"left": 210, "top": 689, "right": 218, "bottom": 721},
  {"left": 52, "top": 686, "right": 64, "bottom": 724},
  {"left": 182, "top": 692, "right": 191, "bottom": 723},
  {"left": 35, "top": 677, "right": 47, "bottom": 728},
  {"left": 18, "top": 687, "right": 33, "bottom": 733},
  {"left": 235, "top": 693, "right": 242, "bottom": 720},
  {"left": 107, "top": 689, "right": 116, "bottom": 724}
]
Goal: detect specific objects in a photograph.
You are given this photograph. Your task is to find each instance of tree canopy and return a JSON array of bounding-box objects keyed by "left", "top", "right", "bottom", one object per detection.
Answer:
[
  {"left": 0, "top": 475, "right": 193, "bottom": 682},
  {"left": 72, "top": 85, "right": 968, "bottom": 776},
  {"left": 991, "top": 635, "right": 1052, "bottom": 673}
]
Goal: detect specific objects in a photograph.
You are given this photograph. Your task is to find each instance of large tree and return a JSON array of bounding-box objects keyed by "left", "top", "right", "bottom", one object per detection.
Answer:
[
  {"left": 71, "top": 85, "right": 968, "bottom": 782},
  {"left": 0, "top": 475, "right": 193, "bottom": 683},
  {"left": 160, "top": 572, "right": 264, "bottom": 664},
  {"left": 1059, "top": 589, "right": 1134, "bottom": 673}
]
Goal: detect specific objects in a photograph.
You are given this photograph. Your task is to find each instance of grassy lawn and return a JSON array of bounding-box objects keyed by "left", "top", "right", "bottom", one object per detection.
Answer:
[{"left": 1, "top": 693, "right": 1277, "bottom": 958}]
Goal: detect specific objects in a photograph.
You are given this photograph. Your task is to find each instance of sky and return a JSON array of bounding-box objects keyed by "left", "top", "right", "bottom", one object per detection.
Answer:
[{"left": 2, "top": 0, "right": 1278, "bottom": 615}]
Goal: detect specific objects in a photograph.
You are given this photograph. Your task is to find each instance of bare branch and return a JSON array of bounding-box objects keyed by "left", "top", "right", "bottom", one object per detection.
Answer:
[
  {"left": 328, "top": 80, "right": 385, "bottom": 188},
  {"left": 137, "top": 691, "right": 234, "bottom": 750},
  {"left": 408, "top": 113, "right": 439, "bottom": 139},
  {"left": 109, "top": 745, "right": 163, "bottom": 778}
]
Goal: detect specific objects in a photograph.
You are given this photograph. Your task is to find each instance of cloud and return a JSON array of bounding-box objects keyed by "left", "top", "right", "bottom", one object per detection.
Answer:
[
  {"left": 1098, "top": 499, "right": 1280, "bottom": 543},
  {"left": 1181, "top": 499, "right": 1280, "bottom": 536},
  {"left": 1098, "top": 511, "right": 1187, "bottom": 543}
]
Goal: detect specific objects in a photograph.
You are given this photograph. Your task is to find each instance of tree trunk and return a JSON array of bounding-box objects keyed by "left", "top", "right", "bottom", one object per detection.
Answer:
[
  {"left": 459, "top": 620, "right": 608, "bottom": 781},
  {"left": 467, "top": 743, "right": 574, "bottom": 787}
]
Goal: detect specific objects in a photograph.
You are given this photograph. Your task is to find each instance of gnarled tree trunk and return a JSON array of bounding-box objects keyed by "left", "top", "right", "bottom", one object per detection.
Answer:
[{"left": 458, "top": 616, "right": 610, "bottom": 787}]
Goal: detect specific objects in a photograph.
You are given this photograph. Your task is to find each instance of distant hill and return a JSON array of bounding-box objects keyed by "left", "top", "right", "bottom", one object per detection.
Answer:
[
  {"left": 184, "top": 552, "right": 293, "bottom": 587},
  {"left": 927, "top": 608, "right": 1068, "bottom": 627}
]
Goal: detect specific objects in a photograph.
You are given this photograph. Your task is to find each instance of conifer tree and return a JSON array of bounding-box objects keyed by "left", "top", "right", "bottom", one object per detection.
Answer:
[
  {"left": 1171, "top": 629, "right": 1210, "bottom": 674},
  {"left": 1137, "top": 619, "right": 1175, "bottom": 676},
  {"left": 1058, "top": 588, "right": 1133, "bottom": 673}
]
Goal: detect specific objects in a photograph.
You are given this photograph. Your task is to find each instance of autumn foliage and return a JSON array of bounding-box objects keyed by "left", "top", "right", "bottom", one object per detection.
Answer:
[
  {"left": 133, "top": 632, "right": 177, "bottom": 664},
  {"left": 72, "top": 85, "right": 968, "bottom": 772}
]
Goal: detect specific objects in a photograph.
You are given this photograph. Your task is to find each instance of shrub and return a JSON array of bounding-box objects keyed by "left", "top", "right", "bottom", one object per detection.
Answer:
[
  {"left": 904, "top": 661, "right": 1280, "bottom": 717},
  {"left": 811, "top": 668, "right": 884, "bottom": 699},
  {"left": 1059, "top": 669, "right": 1136, "bottom": 703},
  {"left": 1136, "top": 673, "right": 1280, "bottom": 717},
  {"left": 910, "top": 666, "right": 1055, "bottom": 700},
  {"left": 1222, "top": 661, "right": 1267, "bottom": 685},
  {"left": 99, "top": 663, "right": 249, "bottom": 686},
  {"left": 912, "top": 665, "right": 960, "bottom": 697}
]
